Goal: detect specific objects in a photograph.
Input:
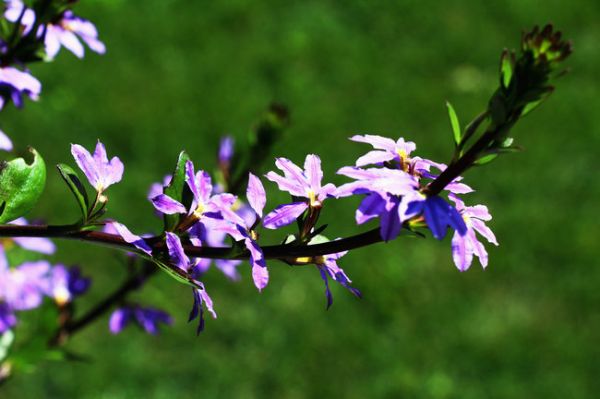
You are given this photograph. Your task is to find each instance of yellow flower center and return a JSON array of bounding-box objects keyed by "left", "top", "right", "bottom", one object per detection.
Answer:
[{"left": 307, "top": 190, "right": 321, "bottom": 207}]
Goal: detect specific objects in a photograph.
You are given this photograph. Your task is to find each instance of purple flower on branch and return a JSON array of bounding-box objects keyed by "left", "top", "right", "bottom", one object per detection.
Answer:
[
  {"left": 316, "top": 250, "right": 362, "bottom": 309},
  {"left": 449, "top": 195, "right": 498, "bottom": 271},
  {"left": 202, "top": 173, "right": 269, "bottom": 291},
  {"left": 166, "top": 232, "right": 216, "bottom": 334},
  {"left": 263, "top": 155, "right": 336, "bottom": 229},
  {"left": 44, "top": 10, "right": 105, "bottom": 60},
  {"left": 71, "top": 141, "right": 124, "bottom": 193},
  {"left": 151, "top": 161, "right": 237, "bottom": 226},
  {"left": 109, "top": 305, "right": 172, "bottom": 335},
  {"left": 405, "top": 195, "right": 467, "bottom": 240},
  {"left": 0, "top": 67, "right": 41, "bottom": 110},
  {"left": 350, "top": 134, "right": 417, "bottom": 168},
  {"left": 48, "top": 264, "right": 91, "bottom": 305}
]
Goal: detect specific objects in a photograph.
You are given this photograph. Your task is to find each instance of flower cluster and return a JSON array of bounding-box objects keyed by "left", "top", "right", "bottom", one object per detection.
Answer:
[
  {"left": 0, "top": 1, "right": 104, "bottom": 113},
  {"left": 0, "top": 16, "right": 571, "bottom": 343}
]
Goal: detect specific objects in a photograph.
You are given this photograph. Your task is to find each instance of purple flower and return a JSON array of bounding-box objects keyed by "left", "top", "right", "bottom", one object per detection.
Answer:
[
  {"left": 449, "top": 195, "right": 498, "bottom": 271},
  {"left": 335, "top": 167, "right": 420, "bottom": 241},
  {"left": 0, "top": 218, "right": 55, "bottom": 271},
  {"left": 0, "top": 261, "right": 51, "bottom": 312},
  {"left": 44, "top": 10, "right": 105, "bottom": 60},
  {"left": 4, "top": 1, "right": 35, "bottom": 34},
  {"left": 0, "top": 303, "right": 17, "bottom": 333},
  {"left": 48, "top": 264, "right": 91, "bottom": 305},
  {"left": 218, "top": 136, "right": 234, "bottom": 165},
  {"left": 0, "top": 67, "right": 41, "bottom": 110},
  {"left": 109, "top": 305, "right": 172, "bottom": 335},
  {"left": 405, "top": 195, "right": 467, "bottom": 240},
  {"left": 165, "top": 232, "right": 216, "bottom": 334},
  {"left": 263, "top": 155, "right": 336, "bottom": 229},
  {"left": 350, "top": 134, "right": 417, "bottom": 168},
  {"left": 313, "top": 249, "right": 361, "bottom": 309},
  {"left": 151, "top": 161, "right": 237, "bottom": 225},
  {"left": 71, "top": 141, "right": 124, "bottom": 193}
]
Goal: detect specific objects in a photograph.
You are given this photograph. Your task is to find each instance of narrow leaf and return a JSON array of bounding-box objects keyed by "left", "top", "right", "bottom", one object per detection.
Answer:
[
  {"left": 163, "top": 151, "right": 191, "bottom": 231},
  {"left": 0, "top": 148, "right": 46, "bottom": 223},
  {"left": 446, "top": 101, "right": 461, "bottom": 146},
  {"left": 474, "top": 153, "right": 498, "bottom": 165},
  {"left": 56, "top": 163, "right": 90, "bottom": 221},
  {"left": 500, "top": 49, "right": 514, "bottom": 89}
]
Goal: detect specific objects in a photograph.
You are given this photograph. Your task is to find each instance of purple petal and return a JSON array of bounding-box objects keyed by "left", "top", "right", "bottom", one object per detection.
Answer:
[
  {"left": 71, "top": 144, "right": 100, "bottom": 189},
  {"left": 265, "top": 171, "right": 305, "bottom": 197},
  {"left": 451, "top": 232, "right": 473, "bottom": 272},
  {"left": 246, "top": 173, "right": 266, "bottom": 218},
  {"left": 58, "top": 29, "right": 84, "bottom": 58},
  {"left": 355, "top": 150, "right": 395, "bottom": 167},
  {"left": 356, "top": 193, "right": 385, "bottom": 225},
  {"left": 304, "top": 154, "right": 323, "bottom": 192},
  {"left": 12, "top": 237, "right": 56, "bottom": 254},
  {"left": 246, "top": 238, "right": 268, "bottom": 291},
  {"left": 350, "top": 134, "right": 397, "bottom": 152},
  {"left": 470, "top": 218, "right": 498, "bottom": 245},
  {"left": 379, "top": 199, "right": 402, "bottom": 241},
  {"left": 218, "top": 136, "right": 234, "bottom": 164},
  {"left": 166, "top": 232, "right": 189, "bottom": 271},
  {"left": 275, "top": 158, "right": 307, "bottom": 188},
  {"left": 109, "top": 308, "right": 130, "bottom": 334},
  {"left": 185, "top": 160, "right": 201, "bottom": 202},
  {"left": 199, "top": 285, "right": 217, "bottom": 319},
  {"left": 262, "top": 202, "right": 308, "bottom": 229},
  {"left": 195, "top": 170, "right": 213, "bottom": 204},
  {"left": 110, "top": 222, "right": 152, "bottom": 255},
  {"left": 214, "top": 259, "right": 242, "bottom": 281},
  {"left": 319, "top": 268, "right": 334, "bottom": 309},
  {"left": 151, "top": 194, "right": 186, "bottom": 214},
  {"left": 466, "top": 205, "right": 492, "bottom": 221}
]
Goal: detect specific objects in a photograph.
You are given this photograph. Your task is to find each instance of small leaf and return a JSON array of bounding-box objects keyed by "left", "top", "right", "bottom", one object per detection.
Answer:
[
  {"left": 474, "top": 153, "right": 498, "bottom": 165},
  {"left": 500, "top": 49, "right": 514, "bottom": 89},
  {"left": 152, "top": 258, "right": 198, "bottom": 288},
  {"left": 163, "top": 151, "right": 191, "bottom": 231},
  {"left": 56, "top": 163, "right": 90, "bottom": 221},
  {"left": 0, "top": 148, "right": 46, "bottom": 224},
  {"left": 446, "top": 101, "right": 461, "bottom": 146},
  {"left": 521, "top": 87, "right": 554, "bottom": 117},
  {"left": 308, "top": 234, "right": 330, "bottom": 245}
]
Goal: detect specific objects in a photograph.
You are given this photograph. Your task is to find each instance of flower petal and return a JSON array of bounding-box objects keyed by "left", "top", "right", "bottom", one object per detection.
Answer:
[
  {"left": 165, "top": 232, "right": 189, "bottom": 271},
  {"left": 71, "top": 143, "right": 100, "bottom": 189},
  {"left": 304, "top": 154, "right": 323, "bottom": 192},
  {"left": 263, "top": 202, "right": 308, "bottom": 229},
  {"left": 151, "top": 194, "right": 186, "bottom": 214},
  {"left": 246, "top": 173, "right": 266, "bottom": 218},
  {"left": 110, "top": 222, "right": 152, "bottom": 255},
  {"left": 355, "top": 150, "right": 395, "bottom": 167}
]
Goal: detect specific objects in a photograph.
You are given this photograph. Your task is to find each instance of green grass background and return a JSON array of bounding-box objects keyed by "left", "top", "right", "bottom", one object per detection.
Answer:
[{"left": 2, "top": 0, "right": 599, "bottom": 397}]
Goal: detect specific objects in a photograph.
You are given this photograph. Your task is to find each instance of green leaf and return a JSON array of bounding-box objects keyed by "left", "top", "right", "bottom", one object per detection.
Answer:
[
  {"left": 500, "top": 49, "right": 514, "bottom": 89},
  {"left": 0, "top": 148, "right": 46, "bottom": 224},
  {"left": 446, "top": 101, "right": 461, "bottom": 146},
  {"left": 163, "top": 151, "right": 191, "bottom": 231},
  {"left": 56, "top": 163, "right": 90, "bottom": 221},
  {"left": 152, "top": 258, "right": 198, "bottom": 288},
  {"left": 520, "top": 87, "right": 554, "bottom": 117},
  {"left": 474, "top": 153, "right": 498, "bottom": 165}
]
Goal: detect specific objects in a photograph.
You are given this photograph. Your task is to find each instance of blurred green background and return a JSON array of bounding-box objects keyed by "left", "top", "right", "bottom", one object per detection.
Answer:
[{"left": 3, "top": 0, "right": 599, "bottom": 397}]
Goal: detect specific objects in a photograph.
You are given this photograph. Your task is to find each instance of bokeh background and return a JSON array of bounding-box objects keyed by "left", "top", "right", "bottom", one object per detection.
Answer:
[{"left": 3, "top": 0, "right": 599, "bottom": 397}]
